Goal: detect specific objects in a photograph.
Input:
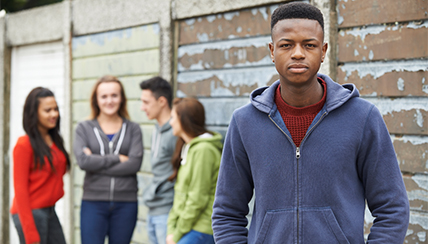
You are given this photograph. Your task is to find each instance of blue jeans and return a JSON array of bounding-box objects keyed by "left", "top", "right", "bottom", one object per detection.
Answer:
[
  {"left": 178, "top": 230, "right": 215, "bottom": 244},
  {"left": 147, "top": 214, "right": 168, "bottom": 244},
  {"left": 12, "top": 206, "right": 66, "bottom": 244},
  {"left": 80, "top": 200, "right": 138, "bottom": 244}
]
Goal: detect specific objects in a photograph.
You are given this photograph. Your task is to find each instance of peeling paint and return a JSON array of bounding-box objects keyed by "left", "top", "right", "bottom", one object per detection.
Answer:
[
  {"left": 423, "top": 78, "right": 428, "bottom": 94},
  {"left": 409, "top": 211, "right": 428, "bottom": 230},
  {"left": 397, "top": 78, "right": 405, "bottom": 91},
  {"left": 364, "top": 97, "right": 428, "bottom": 116},
  {"left": 414, "top": 109, "right": 424, "bottom": 128},
  {"left": 185, "top": 19, "right": 195, "bottom": 25},
  {"left": 210, "top": 81, "right": 235, "bottom": 96},
  {"left": 392, "top": 135, "right": 428, "bottom": 146},
  {"left": 197, "top": 33, "right": 209, "bottom": 42},
  {"left": 345, "top": 25, "right": 386, "bottom": 41},
  {"left": 178, "top": 35, "right": 270, "bottom": 57},
  {"left": 407, "top": 190, "right": 428, "bottom": 202},
  {"left": 354, "top": 49, "right": 359, "bottom": 56},
  {"left": 177, "top": 66, "right": 277, "bottom": 88},
  {"left": 407, "top": 20, "right": 428, "bottom": 29},
  {"left": 206, "top": 15, "right": 216, "bottom": 23},
  {"left": 340, "top": 59, "right": 428, "bottom": 79},
  {"left": 412, "top": 174, "right": 428, "bottom": 191},
  {"left": 258, "top": 7, "right": 269, "bottom": 21},
  {"left": 417, "top": 231, "right": 426, "bottom": 242},
  {"left": 368, "top": 50, "right": 374, "bottom": 60},
  {"left": 224, "top": 11, "right": 239, "bottom": 21}
]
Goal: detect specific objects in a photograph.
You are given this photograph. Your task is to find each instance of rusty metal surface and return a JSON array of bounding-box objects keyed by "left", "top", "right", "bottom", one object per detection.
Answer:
[
  {"left": 338, "top": 21, "right": 428, "bottom": 62},
  {"left": 337, "top": 0, "right": 428, "bottom": 28},
  {"left": 178, "top": 6, "right": 274, "bottom": 45}
]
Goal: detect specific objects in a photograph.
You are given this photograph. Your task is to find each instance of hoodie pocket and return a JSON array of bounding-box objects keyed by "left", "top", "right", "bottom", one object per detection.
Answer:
[
  {"left": 300, "top": 207, "right": 350, "bottom": 244},
  {"left": 256, "top": 209, "right": 295, "bottom": 244}
]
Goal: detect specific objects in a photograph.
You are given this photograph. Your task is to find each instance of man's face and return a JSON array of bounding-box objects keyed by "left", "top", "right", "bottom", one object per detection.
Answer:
[
  {"left": 269, "top": 18, "right": 327, "bottom": 87},
  {"left": 140, "top": 89, "right": 163, "bottom": 120}
]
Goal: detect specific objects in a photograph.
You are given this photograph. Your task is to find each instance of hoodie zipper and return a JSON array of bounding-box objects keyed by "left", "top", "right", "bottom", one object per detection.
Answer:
[
  {"left": 109, "top": 141, "right": 115, "bottom": 202},
  {"left": 269, "top": 111, "right": 327, "bottom": 243}
]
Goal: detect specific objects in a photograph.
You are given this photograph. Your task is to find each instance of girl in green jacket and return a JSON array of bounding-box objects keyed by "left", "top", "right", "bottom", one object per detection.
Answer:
[{"left": 166, "top": 98, "right": 222, "bottom": 244}]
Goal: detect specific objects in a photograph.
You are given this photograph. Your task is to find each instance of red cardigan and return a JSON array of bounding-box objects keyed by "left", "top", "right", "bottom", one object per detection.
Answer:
[{"left": 10, "top": 135, "right": 67, "bottom": 244}]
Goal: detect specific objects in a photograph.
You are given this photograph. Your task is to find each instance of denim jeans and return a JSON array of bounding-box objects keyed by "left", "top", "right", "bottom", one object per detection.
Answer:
[
  {"left": 80, "top": 200, "right": 138, "bottom": 244},
  {"left": 147, "top": 214, "right": 168, "bottom": 244},
  {"left": 178, "top": 230, "right": 215, "bottom": 244},
  {"left": 12, "top": 206, "right": 66, "bottom": 244}
]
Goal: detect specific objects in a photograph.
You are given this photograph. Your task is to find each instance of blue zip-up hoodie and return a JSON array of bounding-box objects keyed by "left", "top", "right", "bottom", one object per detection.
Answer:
[{"left": 212, "top": 74, "right": 409, "bottom": 244}]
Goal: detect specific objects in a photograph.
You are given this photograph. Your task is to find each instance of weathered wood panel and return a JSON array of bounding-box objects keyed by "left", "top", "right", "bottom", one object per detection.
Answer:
[
  {"left": 179, "top": 5, "right": 275, "bottom": 45},
  {"left": 178, "top": 36, "right": 271, "bottom": 71},
  {"left": 177, "top": 67, "right": 278, "bottom": 97},
  {"left": 407, "top": 211, "right": 428, "bottom": 243},
  {"left": 198, "top": 97, "right": 250, "bottom": 126},
  {"left": 337, "top": 69, "right": 428, "bottom": 97},
  {"left": 72, "top": 49, "right": 159, "bottom": 80},
  {"left": 393, "top": 135, "right": 428, "bottom": 174},
  {"left": 365, "top": 98, "right": 428, "bottom": 135},
  {"left": 383, "top": 109, "right": 427, "bottom": 135},
  {"left": 337, "top": 0, "right": 428, "bottom": 28},
  {"left": 337, "top": 60, "right": 428, "bottom": 97},
  {"left": 403, "top": 174, "right": 428, "bottom": 211},
  {"left": 72, "top": 24, "right": 160, "bottom": 58},
  {"left": 338, "top": 21, "right": 428, "bottom": 62}
]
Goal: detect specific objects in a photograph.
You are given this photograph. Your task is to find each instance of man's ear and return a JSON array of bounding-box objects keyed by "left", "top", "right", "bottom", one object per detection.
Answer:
[
  {"left": 269, "top": 42, "right": 275, "bottom": 63},
  {"left": 321, "top": 42, "right": 328, "bottom": 63},
  {"left": 158, "top": 96, "right": 168, "bottom": 107}
]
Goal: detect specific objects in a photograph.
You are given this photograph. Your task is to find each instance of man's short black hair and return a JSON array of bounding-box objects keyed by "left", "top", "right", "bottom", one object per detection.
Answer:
[
  {"left": 140, "top": 76, "right": 173, "bottom": 108},
  {"left": 271, "top": 2, "right": 324, "bottom": 33}
]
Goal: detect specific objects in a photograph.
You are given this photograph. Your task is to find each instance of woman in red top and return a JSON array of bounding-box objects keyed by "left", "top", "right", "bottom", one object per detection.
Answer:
[{"left": 10, "top": 87, "right": 70, "bottom": 244}]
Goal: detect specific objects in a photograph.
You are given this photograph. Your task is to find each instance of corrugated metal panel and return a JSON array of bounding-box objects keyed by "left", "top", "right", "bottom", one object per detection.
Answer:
[
  {"left": 337, "top": 0, "right": 428, "bottom": 242},
  {"left": 71, "top": 24, "right": 160, "bottom": 244},
  {"left": 9, "top": 41, "right": 66, "bottom": 244}
]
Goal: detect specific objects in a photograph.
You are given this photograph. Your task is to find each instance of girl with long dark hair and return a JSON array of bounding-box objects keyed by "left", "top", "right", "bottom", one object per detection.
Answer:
[
  {"left": 73, "top": 75, "right": 143, "bottom": 244},
  {"left": 11, "top": 87, "right": 70, "bottom": 244},
  {"left": 166, "top": 98, "right": 223, "bottom": 244}
]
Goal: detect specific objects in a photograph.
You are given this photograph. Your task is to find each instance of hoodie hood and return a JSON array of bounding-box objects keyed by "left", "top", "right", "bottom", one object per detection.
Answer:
[
  {"left": 189, "top": 131, "right": 223, "bottom": 152},
  {"left": 251, "top": 73, "right": 360, "bottom": 114}
]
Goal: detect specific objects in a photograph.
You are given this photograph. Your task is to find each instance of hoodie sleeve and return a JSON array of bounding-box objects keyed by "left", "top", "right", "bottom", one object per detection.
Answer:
[
  {"left": 212, "top": 115, "right": 254, "bottom": 244},
  {"left": 357, "top": 105, "right": 409, "bottom": 243},
  {"left": 98, "top": 123, "right": 143, "bottom": 176},
  {"left": 170, "top": 144, "right": 219, "bottom": 243},
  {"left": 73, "top": 122, "right": 120, "bottom": 172}
]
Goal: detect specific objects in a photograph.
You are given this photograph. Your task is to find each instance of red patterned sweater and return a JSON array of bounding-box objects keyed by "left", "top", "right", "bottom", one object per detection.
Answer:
[{"left": 274, "top": 78, "right": 327, "bottom": 147}]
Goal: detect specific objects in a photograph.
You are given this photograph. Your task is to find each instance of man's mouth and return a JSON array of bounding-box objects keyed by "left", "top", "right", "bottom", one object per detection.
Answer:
[{"left": 288, "top": 64, "right": 308, "bottom": 73}]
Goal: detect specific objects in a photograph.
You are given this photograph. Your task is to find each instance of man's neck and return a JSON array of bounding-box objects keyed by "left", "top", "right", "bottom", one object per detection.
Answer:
[
  {"left": 280, "top": 79, "right": 324, "bottom": 108},
  {"left": 156, "top": 108, "right": 172, "bottom": 127}
]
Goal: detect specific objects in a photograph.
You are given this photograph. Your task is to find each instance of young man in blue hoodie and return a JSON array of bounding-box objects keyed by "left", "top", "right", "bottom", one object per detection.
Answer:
[
  {"left": 212, "top": 2, "right": 409, "bottom": 243},
  {"left": 140, "top": 77, "right": 177, "bottom": 244}
]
